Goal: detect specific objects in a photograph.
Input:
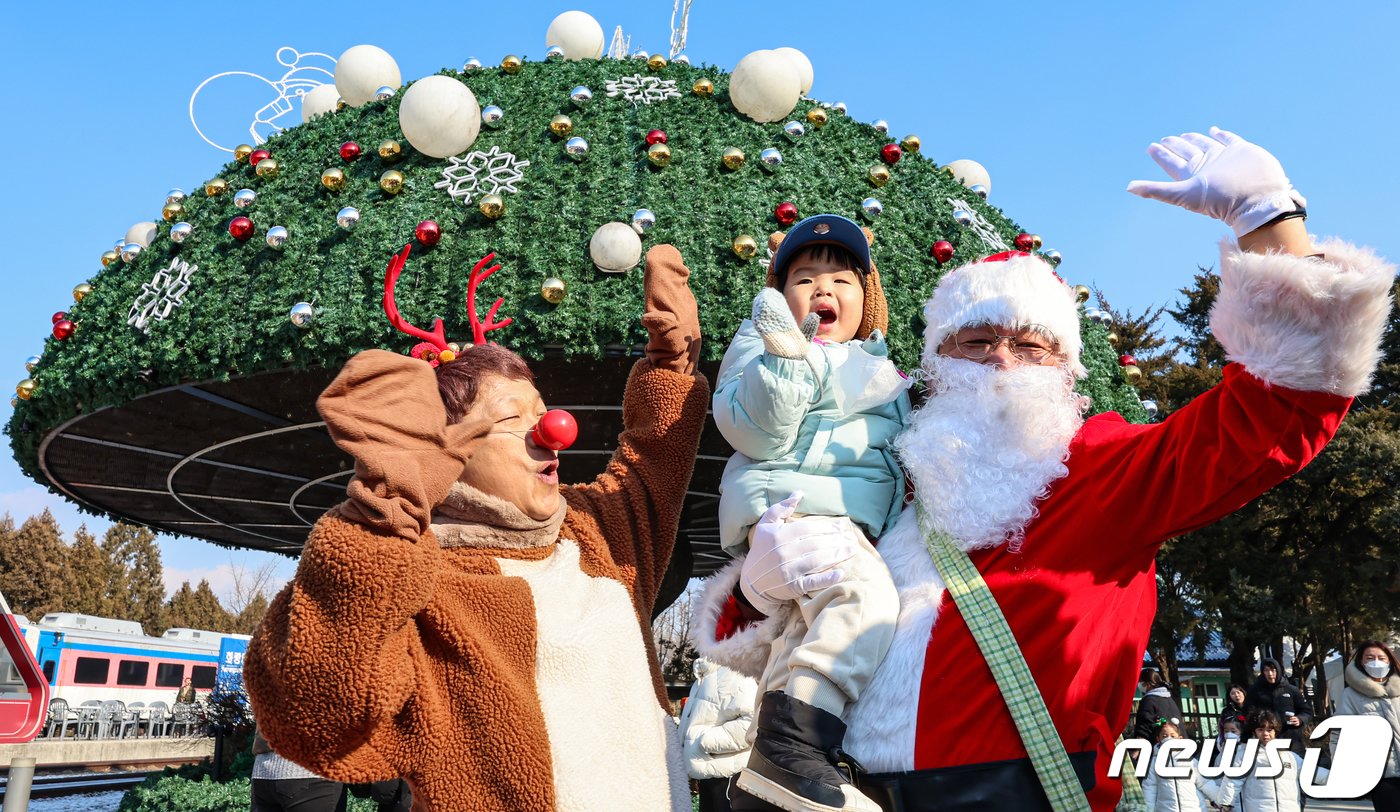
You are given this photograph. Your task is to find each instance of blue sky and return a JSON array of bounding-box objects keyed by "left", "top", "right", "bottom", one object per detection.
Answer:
[{"left": 2, "top": 2, "right": 1397, "bottom": 603}]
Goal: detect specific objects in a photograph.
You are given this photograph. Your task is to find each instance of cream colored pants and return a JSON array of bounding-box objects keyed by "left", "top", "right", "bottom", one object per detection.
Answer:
[{"left": 753, "top": 516, "right": 899, "bottom": 721}]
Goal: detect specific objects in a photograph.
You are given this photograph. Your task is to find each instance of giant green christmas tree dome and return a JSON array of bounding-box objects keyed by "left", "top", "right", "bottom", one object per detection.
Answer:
[{"left": 7, "top": 36, "right": 1144, "bottom": 573}]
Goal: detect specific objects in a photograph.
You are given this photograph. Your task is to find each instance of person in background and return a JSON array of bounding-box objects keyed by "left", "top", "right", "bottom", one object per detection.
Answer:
[
  {"left": 1331, "top": 640, "right": 1400, "bottom": 812},
  {"left": 1217, "top": 710, "right": 1322, "bottom": 812},
  {"left": 1135, "top": 668, "right": 1185, "bottom": 742},
  {"left": 1244, "top": 659, "right": 1313, "bottom": 754},
  {"left": 1221, "top": 684, "right": 1248, "bottom": 731},
  {"left": 1143, "top": 722, "right": 1213, "bottom": 812},
  {"left": 251, "top": 730, "right": 348, "bottom": 812},
  {"left": 175, "top": 678, "right": 196, "bottom": 704},
  {"left": 680, "top": 657, "right": 760, "bottom": 812}
]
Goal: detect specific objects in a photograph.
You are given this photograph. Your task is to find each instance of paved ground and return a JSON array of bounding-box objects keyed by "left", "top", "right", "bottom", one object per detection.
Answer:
[{"left": 1304, "top": 799, "right": 1371, "bottom": 810}]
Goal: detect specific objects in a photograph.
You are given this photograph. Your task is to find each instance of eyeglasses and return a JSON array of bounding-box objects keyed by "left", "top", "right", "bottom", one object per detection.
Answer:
[{"left": 949, "top": 326, "right": 1060, "bottom": 364}]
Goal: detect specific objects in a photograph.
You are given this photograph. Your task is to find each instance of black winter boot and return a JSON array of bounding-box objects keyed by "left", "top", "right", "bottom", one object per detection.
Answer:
[{"left": 735, "top": 692, "right": 881, "bottom": 812}]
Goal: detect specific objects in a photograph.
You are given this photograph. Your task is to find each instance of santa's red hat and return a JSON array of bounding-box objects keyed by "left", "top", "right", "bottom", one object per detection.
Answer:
[{"left": 922, "top": 250, "right": 1086, "bottom": 377}]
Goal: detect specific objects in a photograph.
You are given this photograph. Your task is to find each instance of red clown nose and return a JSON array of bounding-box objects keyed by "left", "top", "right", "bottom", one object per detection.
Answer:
[{"left": 532, "top": 409, "right": 578, "bottom": 451}]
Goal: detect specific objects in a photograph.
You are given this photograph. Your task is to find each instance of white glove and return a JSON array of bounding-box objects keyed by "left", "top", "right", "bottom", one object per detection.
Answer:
[
  {"left": 751, "top": 288, "right": 819, "bottom": 360},
  {"left": 1126, "top": 127, "right": 1306, "bottom": 237},
  {"left": 739, "top": 492, "right": 861, "bottom": 616}
]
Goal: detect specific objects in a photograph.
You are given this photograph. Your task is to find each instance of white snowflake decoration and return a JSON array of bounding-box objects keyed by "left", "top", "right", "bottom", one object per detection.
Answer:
[
  {"left": 434, "top": 146, "right": 531, "bottom": 206},
  {"left": 604, "top": 74, "right": 681, "bottom": 106},
  {"left": 946, "top": 197, "right": 1010, "bottom": 252},
  {"left": 128, "top": 257, "right": 198, "bottom": 334}
]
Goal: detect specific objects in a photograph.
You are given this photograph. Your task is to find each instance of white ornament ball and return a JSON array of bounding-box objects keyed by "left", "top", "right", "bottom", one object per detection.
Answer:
[
  {"left": 398, "top": 75, "right": 481, "bottom": 159},
  {"left": 335, "top": 45, "right": 401, "bottom": 108},
  {"left": 545, "top": 10, "right": 605, "bottom": 61},
  {"left": 301, "top": 83, "right": 341, "bottom": 122},
  {"left": 125, "top": 222, "right": 158, "bottom": 248},
  {"left": 945, "top": 159, "right": 992, "bottom": 197},
  {"left": 589, "top": 222, "right": 642, "bottom": 273},
  {"left": 730, "top": 50, "right": 801, "bottom": 123},
  {"left": 772, "top": 47, "right": 814, "bottom": 95}
]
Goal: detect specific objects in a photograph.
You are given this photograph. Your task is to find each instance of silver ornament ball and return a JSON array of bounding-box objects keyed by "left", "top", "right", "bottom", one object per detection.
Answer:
[
  {"left": 1140, "top": 399, "right": 1159, "bottom": 418},
  {"left": 970, "top": 184, "right": 989, "bottom": 200},
  {"left": 120, "top": 242, "right": 143, "bottom": 262},
  {"left": 24, "top": 356, "right": 40, "bottom": 373},
  {"left": 861, "top": 198, "right": 884, "bottom": 218},
  {"left": 462, "top": 57, "right": 482, "bottom": 71},
  {"left": 631, "top": 208, "right": 657, "bottom": 234},
  {"left": 170, "top": 222, "right": 193, "bottom": 243},
  {"left": 1094, "top": 310, "right": 1114, "bottom": 327},
  {"left": 565, "top": 136, "right": 590, "bottom": 161},
  {"left": 632, "top": 50, "right": 649, "bottom": 60},
  {"left": 569, "top": 85, "right": 593, "bottom": 107},
  {"left": 266, "top": 225, "right": 289, "bottom": 248},
  {"left": 759, "top": 147, "right": 783, "bottom": 170},
  {"left": 113, "top": 239, "right": 126, "bottom": 252},
  {"left": 674, "top": 54, "right": 690, "bottom": 65},
  {"left": 783, "top": 121, "right": 805, "bottom": 140},
  {"left": 336, "top": 206, "right": 361, "bottom": 230},
  {"left": 375, "top": 85, "right": 396, "bottom": 100},
  {"left": 872, "top": 119, "right": 889, "bottom": 134},
  {"left": 165, "top": 188, "right": 186, "bottom": 205},
  {"left": 481, "top": 105, "right": 505, "bottom": 127},
  {"left": 1043, "top": 249, "right": 1063, "bottom": 267},
  {"left": 833, "top": 101, "right": 848, "bottom": 114},
  {"left": 234, "top": 188, "right": 257, "bottom": 208},
  {"left": 546, "top": 45, "right": 565, "bottom": 60},
  {"left": 289, "top": 302, "right": 315, "bottom": 329},
  {"left": 952, "top": 209, "right": 973, "bottom": 227}
]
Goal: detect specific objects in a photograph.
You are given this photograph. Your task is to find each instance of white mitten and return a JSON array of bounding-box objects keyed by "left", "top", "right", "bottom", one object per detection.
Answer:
[
  {"left": 1126, "top": 127, "right": 1306, "bottom": 237},
  {"left": 751, "top": 288, "right": 819, "bottom": 360},
  {"left": 740, "top": 492, "right": 860, "bottom": 616}
]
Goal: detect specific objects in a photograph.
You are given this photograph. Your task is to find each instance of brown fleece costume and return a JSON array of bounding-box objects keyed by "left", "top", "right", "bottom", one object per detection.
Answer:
[
  {"left": 246, "top": 245, "right": 709, "bottom": 812},
  {"left": 764, "top": 227, "right": 888, "bottom": 339}
]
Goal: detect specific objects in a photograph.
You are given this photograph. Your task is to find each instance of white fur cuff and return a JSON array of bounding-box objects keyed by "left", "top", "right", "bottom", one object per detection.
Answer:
[
  {"left": 1211, "top": 238, "right": 1396, "bottom": 396},
  {"left": 690, "top": 559, "right": 787, "bottom": 679}
]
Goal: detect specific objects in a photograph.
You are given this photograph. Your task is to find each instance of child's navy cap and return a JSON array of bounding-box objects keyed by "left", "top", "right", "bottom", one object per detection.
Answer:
[{"left": 770, "top": 214, "right": 871, "bottom": 282}]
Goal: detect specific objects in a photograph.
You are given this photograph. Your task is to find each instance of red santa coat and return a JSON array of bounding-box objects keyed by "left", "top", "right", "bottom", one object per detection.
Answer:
[{"left": 696, "top": 239, "right": 1395, "bottom": 812}]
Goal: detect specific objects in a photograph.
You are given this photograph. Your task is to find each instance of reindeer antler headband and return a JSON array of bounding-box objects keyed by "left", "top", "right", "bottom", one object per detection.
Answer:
[{"left": 382, "top": 244, "right": 513, "bottom": 365}]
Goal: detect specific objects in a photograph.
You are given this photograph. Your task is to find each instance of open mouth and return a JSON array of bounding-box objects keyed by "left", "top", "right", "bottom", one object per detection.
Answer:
[
  {"left": 813, "top": 303, "right": 838, "bottom": 325},
  {"left": 538, "top": 460, "right": 560, "bottom": 483}
]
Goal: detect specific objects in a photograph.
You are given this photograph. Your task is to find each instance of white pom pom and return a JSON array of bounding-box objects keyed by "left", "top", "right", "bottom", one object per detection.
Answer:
[
  {"left": 945, "top": 159, "right": 992, "bottom": 196},
  {"left": 546, "top": 11, "right": 605, "bottom": 60},
  {"left": 398, "top": 76, "right": 481, "bottom": 159},
  {"left": 730, "top": 50, "right": 802, "bottom": 123},
  {"left": 335, "top": 45, "right": 402, "bottom": 108},
  {"left": 772, "top": 47, "right": 814, "bottom": 95},
  {"left": 300, "top": 84, "right": 341, "bottom": 123},
  {"left": 590, "top": 223, "right": 642, "bottom": 273}
]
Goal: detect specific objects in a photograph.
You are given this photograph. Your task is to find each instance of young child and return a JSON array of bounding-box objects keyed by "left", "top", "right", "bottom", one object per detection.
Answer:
[
  {"left": 1216, "top": 710, "right": 1324, "bottom": 812},
  {"left": 1142, "top": 722, "right": 1215, "bottom": 812},
  {"left": 714, "top": 214, "right": 909, "bottom": 812}
]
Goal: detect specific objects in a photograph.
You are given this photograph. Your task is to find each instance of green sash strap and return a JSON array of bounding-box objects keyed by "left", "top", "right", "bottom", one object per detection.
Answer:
[{"left": 920, "top": 516, "right": 1092, "bottom": 812}]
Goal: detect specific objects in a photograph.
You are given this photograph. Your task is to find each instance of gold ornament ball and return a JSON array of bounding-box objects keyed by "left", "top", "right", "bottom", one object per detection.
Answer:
[
  {"left": 721, "top": 147, "right": 745, "bottom": 170},
  {"left": 73, "top": 283, "right": 93, "bottom": 302},
  {"left": 541, "top": 277, "right": 567, "bottom": 304},
  {"left": 550, "top": 114, "right": 574, "bottom": 138},
  {"left": 446, "top": 343, "right": 462, "bottom": 354},
  {"left": 16, "top": 379, "right": 35, "bottom": 400},
  {"left": 101, "top": 250, "right": 119, "bottom": 268},
  {"left": 379, "top": 170, "right": 405, "bottom": 195},
  {"left": 901, "top": 134, "right": 922, "bottom": 154},
  {"left": 336, "top": 97, "right": 348, "bottom": 111},
  {"left": 377, "top": 139, "right": 403, "bottom": 162},
  {"left": 1073, "top": 284, "right": 1091, "bottom": 304},
  {"left": 501, "top": 55, "right": 523, "bottom": 74},
  {"left": 806, "top": 108, "right": 829, "bottom": 129},
  {"left": 647, "top": 53, "right": 668, "bottom": 71},
  {"left": 255, "top": 158, "right": 279, "bottom": 179},
  {"left": 205, "top": 178, "right": 229, "bottom": 197},
  {"left": 693, "top": 78, "right": 714, "bottom": 97},
  {"left": 647, "top": 142, "right": 672, "bottom": 167},
  {"left": 1106, "top": 332, "right": 1120, "bottom": 346},
  {"left": 732, "top": 234, "right": 759, "bottom": 260},
  {"left": 479, "top": 193, "right": 505, "bottom": 219},
  {"left": 1124, "top": 364, "right": 1143, "bottom": 384},
  {"left": 321, "top": 168, "right": 346, "bottom": 192},
  {"left": 1030, "top": 234, "right": 1043, "bottom": 250},
  {"left": 867, "top": 164, "right": 891, "bottom": 187},
  {"left": 233, "top": 144, "right": 254, "bottom": 163},
  {"left": 161, "top": 202, "right": 184, "bottom": 223}
]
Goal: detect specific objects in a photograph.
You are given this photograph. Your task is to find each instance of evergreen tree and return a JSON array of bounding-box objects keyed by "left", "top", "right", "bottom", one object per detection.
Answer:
[
  {"left": 101, "top": 522, "right": 167, "bottom": 634},
  {"left": 166, "top": 579, "right": 234, "bottom": 633},
  {"left": 65, "top": 525, "right": 109, "bottom": 616},
  {"left": 1, "top": 509, "right": 69, "bottom": 618},
  {"left": 233, "top": 592, "right": 270, "bottom": 635}
]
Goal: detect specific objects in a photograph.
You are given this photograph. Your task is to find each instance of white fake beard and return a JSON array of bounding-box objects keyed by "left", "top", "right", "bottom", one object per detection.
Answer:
[{"left": 895, "top": 356, "right": 1087, "bottom": 552}]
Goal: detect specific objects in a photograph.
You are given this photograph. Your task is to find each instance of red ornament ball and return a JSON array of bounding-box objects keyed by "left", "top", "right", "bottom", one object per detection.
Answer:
[
  {"left": 1119, "top": 354, "right": 1137, "bottom": 367},
  {"left": 339, "top": 141, "right": 362, "bottom": 161},
  {"left": 415, "top": 220, "right": 442, "bottom": 246},
  {"left": 248, "top": 149, "right": 271, "bottom": 167},
  {"left": 1014, "top": 232, "right": 1035, "bottom": 252},
  {"left": 51, "top": 311, "right": 67, "bottom": 324},
  {"left": 532, "top": 409, "right": 579, "bottom": 451},
  {"left": 931, "top": 240, "right": 955, "bottom": 264},
  {"left": 52, "top": 319, "right": 75, "bottom": 341},
  {"left": 881, "top": 143, "right": 902, "bottom": 165},
  {"left": 228, "top": 216, "right": 255, "bottom": 241},
  {"left": 775, "top": 202, "right": 799, "bottom": 226},
  {"left": 645, "top": 129, "right": 667, "bottom": 145}
]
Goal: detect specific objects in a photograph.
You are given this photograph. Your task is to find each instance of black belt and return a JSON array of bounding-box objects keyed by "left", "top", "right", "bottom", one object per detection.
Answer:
[{"left": 858, "top": 751, "right": 1098, "bottom": 812}]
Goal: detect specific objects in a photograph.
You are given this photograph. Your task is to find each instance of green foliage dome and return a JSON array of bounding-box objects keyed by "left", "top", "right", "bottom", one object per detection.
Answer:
[{"left": 7, "top": 53, "right": 1144, "bottom": 536}]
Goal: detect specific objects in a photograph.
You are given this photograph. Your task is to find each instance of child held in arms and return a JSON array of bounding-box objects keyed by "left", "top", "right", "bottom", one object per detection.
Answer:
[{"left": 714, "top": 214, "right": 909, "bottom": 812}]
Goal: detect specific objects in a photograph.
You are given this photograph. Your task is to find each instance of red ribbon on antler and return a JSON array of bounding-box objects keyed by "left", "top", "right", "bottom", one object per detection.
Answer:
[{"left": 382, "top": 245, "right": 514, "bottom": 352}]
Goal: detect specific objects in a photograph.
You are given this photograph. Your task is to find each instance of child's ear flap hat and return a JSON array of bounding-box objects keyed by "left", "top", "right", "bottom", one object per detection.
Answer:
[{"left": 765, "top": 214, "right": 888, "bottom": 340}]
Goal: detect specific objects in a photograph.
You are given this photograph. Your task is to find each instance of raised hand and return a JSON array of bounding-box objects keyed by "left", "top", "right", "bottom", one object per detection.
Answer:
[
  {"left": 1126, "top": 127, "right": 1306, "bottom": 237},
  {"left": 641, "top": 244, "right": 702, "bottom": 375},
  {"left": 752, "top": 288, "right": 818, "bottom": 360}
]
